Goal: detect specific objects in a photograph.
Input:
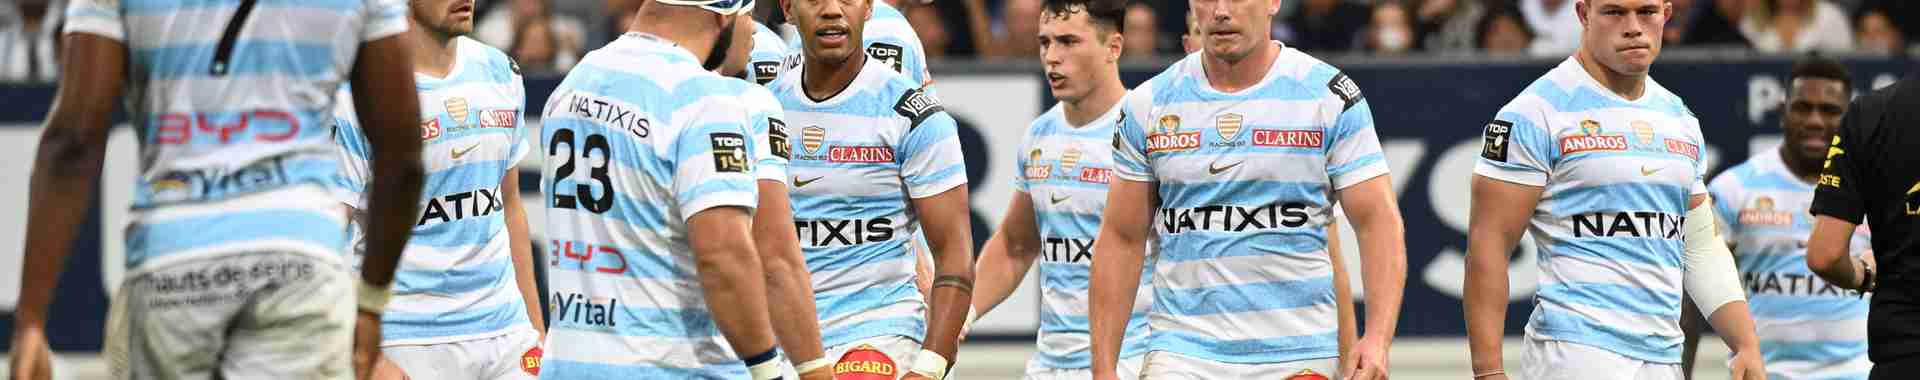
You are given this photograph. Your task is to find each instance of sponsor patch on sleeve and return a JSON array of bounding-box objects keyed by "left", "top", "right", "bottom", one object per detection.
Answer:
[
  {"left": 1482, "top": 120, "right": 1513, "bottom": 162},
  {"left": 709, "top": 132, "right": 750, "bottom": 173},
  {"left": 893, "top": 88, "right": 945, "bottom": 129},
  {"left": 753, "top": 61, "right": 781, "bottom": 85},
  {"left": 1327, "top": 73, "right": 1364, "bottom": 111},
  {"left": 866, "top": 42, "right": 906, "bottom": 73},
  {"left": 768, "top": 118, "right": 791, "bottom": 160}
]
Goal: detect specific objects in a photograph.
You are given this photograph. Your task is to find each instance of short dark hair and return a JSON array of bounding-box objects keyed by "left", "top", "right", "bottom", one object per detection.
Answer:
[
  {"left": 1041, "top": 0, "right": 1126, "bottom": 35},
  {"left": 1790, "top": 54, "right": 1854, "bottom": 91}
]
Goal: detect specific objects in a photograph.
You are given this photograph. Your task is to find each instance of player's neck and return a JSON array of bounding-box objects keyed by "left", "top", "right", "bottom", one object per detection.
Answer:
[
  {"left": 1062, "top": 73, "right": 1125, "bottom": 127},
  {"left": 1574, "top": 49, "right": 1649, "bottom": 100},
  {"left": 1777, "top": 145, "right": 1823, "bottom": 183},
  {"left": 1200, "top": 41, "right": 1280, "bottom": 93},
  {"left": 802, "top": 52, "right": 865, "bottom": 102},
  {"left": 628, "top": 7, "right": 721, "bottom": 65},
  {"left": 407, "top": 26, "right": 461, "bottom": 79}
]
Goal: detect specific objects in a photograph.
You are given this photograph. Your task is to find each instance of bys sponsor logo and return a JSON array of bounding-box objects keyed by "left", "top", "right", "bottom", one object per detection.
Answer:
[
  {"left": 548, "top": 240, "right": 629, "bottom": 274},
  {"left": 1145, "top": 132, "right": 1202, "bottom": 153},
  {"left": 551, "top": 292, "right": 620, "bottom": 328},
  {"left": 146, "top": 156, "right": 291, "bottom": 203},
  {"left": 564, "top": 93, "right": 651, "bottom": 139},
  {"left": 1042, "top": 237, "right": 1093, "bottom": 263},
  {"left": 418, "top": 186, "right": 505, "bottom": 226},
  {"left": 1252, "top": 129, "right": 1324, "bottom": 148},
  {"left": 1743, "top": 271, "right": 1862, "bottom": 298},
  {"left": 1569, "top": 211, "right": 1685, "bottom": 239},
  {"left": 828, "top": 146, "right": 896, "bottom": 163},
  {"left": 1160, "top": 202, "right": 1313, "bottom": 234},
  {"left": 794, "top": 217, "right": 896, "bottom": 247},
  {"left": 154, "top": 111, "right": 302, "bottom": 146},
  {"left": 1665, "top": 138, "right": 1700, "bottom": 160}
]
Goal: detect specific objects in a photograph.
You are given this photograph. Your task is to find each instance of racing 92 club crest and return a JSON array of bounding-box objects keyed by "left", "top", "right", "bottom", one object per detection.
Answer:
[
  {"left": 1630, "top": 120, "right": 1659, "bottom": 152},
  {"left": 800, "top": 125, "right": 828, "bottom": 160},
  {"left": 1060, "top": 147, "right": 1083, "bottom": 174},
  {"left": 1215, "top": 113, "right": 1245, "bottom": 142},
  {"left": 1558, "top": 119, "right": 1627, "bottom": 155}
]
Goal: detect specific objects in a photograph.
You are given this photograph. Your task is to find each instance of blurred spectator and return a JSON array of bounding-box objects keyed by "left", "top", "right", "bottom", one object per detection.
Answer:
[
  {"left": 920, "top": 0, "right": 996, "bottom": 57},
  {"left": 904, "top": 2, "right": 954, "bottom": 58},
  {"left": 1853, "top": 8, "right": 1903, "bottom": 55},
  {"left": 1368, "top": 1, "right": 1418, "bottom": 55},
  {"left": 476, "top": 0, "right": 586, "bottom": 62},
  {"left": 1283, "top": 0, "right": 1372, "bottom": 53},
  {"left": 508, "top": 11, "right": 580, "bottom": 74},
  {"left": 1739, "top": 0, "right": 1853, "bottom": 53},
  {"left": 1855, "top": 0, "right": 1919, "bottom": 52},
  {"left": 1002, "top": 0, "right": 1041, "bottom": 58},
  {"left": 1673, "top": 0, "right": 1754, "bottom": 48},
  {"left": 1480, "top": 4, "right": 1534, "bottom": 56},
  {"left": 1123, "top": 2, "right": 1158, "bottom": 58},
  {"left": 1413, "top": 0, "right": 1487, "bottom": 53},
  {"left": 1520, "top": 0, "right": 1580, "bottom": 57},
  {"left": 1, "top": 0, "right": 60, "bottom": 83}
]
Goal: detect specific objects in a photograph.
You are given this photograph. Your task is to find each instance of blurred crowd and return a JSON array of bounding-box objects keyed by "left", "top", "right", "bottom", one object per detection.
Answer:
[{"left": 1, "top": 0, "right": 1915, "bottom": 82}]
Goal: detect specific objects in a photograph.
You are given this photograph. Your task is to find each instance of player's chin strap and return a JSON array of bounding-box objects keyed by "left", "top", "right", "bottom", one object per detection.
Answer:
[
  {"left": 909, "top": 349, "right": 952, "bottom": 380},
  {"left": 1682, "top": 196, "right": 1747, "bottom": 316},
  {"left": 744, "top": 347, "right": 794, "bottom": 380},
  {"left": 356, "top": 281, "right": 393, "bottom": 314}
]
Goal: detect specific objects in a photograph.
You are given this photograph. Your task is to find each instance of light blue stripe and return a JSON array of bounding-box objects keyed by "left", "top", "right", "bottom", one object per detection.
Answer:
[
  {"left": 547, "top": 241, "right": 689, "bottom": 280},
  {"left": 381, "top": 297, "right": 527, "bottom": 341},
  {"left": 790, "top": 194, "right": 907, "bottom": 220},
  {"left": 1759, "top": 340, "right": 1866, "bottom": 366},
  {"left": 547, "top": 179, "right": 675, "bottom": 232},
  {"left": 407, "top": 209, "right": 504, "bottom": 248},
  {"left": 821, "top": 317, "right": 924, "bottom": 350},
  {"left": 126, "top": 208, "right": 344, "bottom": 268},
  {"left": 136, "top": 42, "right": 336, "bottom": 80},
  {"left": 1156, "top": 180, "right": 1327, "bottom": 210},
  {"left": 1547, "top": 182, "right": 1692, "bottom": 214},
  {"left": 804, "top": 241, "right": 910, "bottom": 273},
  {"left": 1158, "top": 277, "right": 1334, "bottom": 316},
  {"left": 1157, "top": 230, "right": 1328, "bottom": 262},
  {"left": 1152, "top": 73, "right": 1325, "bottom": 105},
  {"left": 906, "top": 164, "right": 964, "bottom": 188},
  {"left": 1326, "top": 101, "right": 1374, "bottom": 145},
  {"left": 1531, "top": 311, "right": 1679, "bottom": 363},
  {"left": 1537, "top": 282, "right": 1681, "bottom": 318},
  {"left": 899, "top": 114, "right": 957, "bottom": 154},
  {"left": 540, "top": 359, "right": 743, "bottom": 380},
  {"left": 1149, "top": 330, "right": 1337, "bottom": 364},
  {"left": 1524, "top": 79, "right": 1690, "bottom": 118},
  {"left": 1328, "top": 152, "right": 1385, "bottom": 179},
  {"left": 134, "top": 156, "right": 341, "bottom": 206},
  {"left": 777, "top": 89, "right": 902, "bottom": 119},
  {"left": 1027, "top": 176, "right": 1112, "bottom": 190},
  {"left": 1040, "top": 262, "right": 1090, "bottom": 290},
  {"left": 675, "top": 179, "right": 756, "bottom": 207},
  {"left": 392, "top": 256, "right": 512, "bottom": 296},
  {"left": 549, "top": 303, "right": 716, "bottom": 339},
  {"left": 1032, "top": 211, "right": 1100, "bottom": 237},
  {"left": 137, "top": 110, "right": 333, "bottom": 148},
  {"left": 1546, "top": 239, "right": 1685, "bottom": 269},
  {"left": 125, "top": 0, "right": 362, "bottom": 13},
  {"left": 1737, "top": 253, "right": 1821, "bottom": 275},
  {"left": 1033, "top": 312, "right": 1151, "bottom": 369},
  {"left": 1747, "top": 294, "right": 1869, "bottom": 319},
  {"left": 818, "top": 280, "right": 921, "bottom": 322}
]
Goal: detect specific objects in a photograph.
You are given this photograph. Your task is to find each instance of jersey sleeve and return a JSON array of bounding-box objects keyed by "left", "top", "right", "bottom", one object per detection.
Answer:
[
  {"left": 744, "top": 87, "right": 792, "bottom": 184},
  {"left": 1323, "top": 73, "right": 1389, "bottom": 190},
  {"left": 1473, "top": 103, "right": 1554, "bottom": 187},
  {"left": 906, "top": 39, "right": 932, "bottom": 87},
  {"left": 1011, "top": 126, "right": 1037, "bottom": 193},
  {"left": 362, "top": 0, "right": 410, "bottom": 42},
  {"left": 672, "top": 96, "right": 760, "bottom": 221},
  {"left": 506, "top": 58, "right": 531, "bottom": 168},
  {"left": 895, "top": 88, "right": 967, "bottom": 198},
  {"left": 329, "top": 86, "right": 373, "bottom": 210},
  {"left": 1111, "top": 88, "right": 1155, "bottom": 182},
  {"left": 63, "top": 0, "right": 125, "bottom": 41},
  {"left": 1687, "top": 116, "right": 1709, "bottom": 196},
  {"left": 1811, "top": 105, "right": 1869, "bottom": 224}
]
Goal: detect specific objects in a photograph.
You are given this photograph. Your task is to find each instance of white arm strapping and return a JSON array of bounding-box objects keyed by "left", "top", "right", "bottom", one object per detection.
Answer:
[{"left": 1683, "top": 196, "right": 1747, "bottom": 318}]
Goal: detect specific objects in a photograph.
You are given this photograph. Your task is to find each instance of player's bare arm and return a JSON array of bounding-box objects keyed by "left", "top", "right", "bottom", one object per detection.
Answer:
[
  {"left": 972, "top": 192, "right": 1044, "bottom": 318},
  {"left": 1464, "top": 175, "right": 1545, "bottom": 380},
  {"left": 1328, "top": 218, "right": 1358, "bottom": 365},
  {"left": 502, "top": 172, "right": 544, "bottom": 336},
  {"left": 1088, "top": 177, "right": 1154, "bottom": 380},
  {"left": 1808, "top": 216, "right": 1870, "bottom": 290},
  {"left": 688, "top": 206, "right": 782, "bottom": 359},
  {"left": 1335, "top": 175, "right": 1408, "bottom": 380},
  {"left": 1682, "top": 194, "right": 1766, "bottom": 380},
  {"left": 751, "top": 180, "right": 830, "bottom": 378},
  {"left": 910, "top": 185, "right": 977, "bottom": 378},
  {"left": 349, "top": 33, "right": 428, "bottom": 380},
  {"left": 9, "top": 31, "right": 126, "bottom": 380}
]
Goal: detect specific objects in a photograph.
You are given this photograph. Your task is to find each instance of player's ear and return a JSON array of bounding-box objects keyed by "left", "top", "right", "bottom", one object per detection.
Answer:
[
  {"left": 1107, "top": 28, "right": 1124, "bottom": 63},
  {"left": 1268, "top": 0, "right": 1283, "bottom": 16},
  {"left": 866, "top": 0, "right": 874, "bottom": 21},
  {"left": 1575, "top": 0, "right": 1590, "bottom": 27}
]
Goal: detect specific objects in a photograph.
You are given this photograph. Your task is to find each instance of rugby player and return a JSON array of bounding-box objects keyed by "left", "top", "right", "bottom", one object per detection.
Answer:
[
  {"left": 1087, "top": 0, "right": 1410, "bottom": 378},
  {"left": 773, "top": 0, "right": 975, "bottom": 377},
  {"left": 1462, "top": 1, "right": 1766, "bottom": 379},
  {"left": 966, "top": 0, "right": 1151, "bottom": 378},
  {"left": 1681, "top": 56, "right": 1867, "bottom": 380},
  {"left": 534, "top": 0, "right": 794, "bottom": 378},
  {"left": 11, "top": 0, "right": 427, "bottom": 379},
  {"left": 326, "top": 0, "right": 545, "bottom": 377},
  {"left": 782, "top": 0, "right": 932, "bottom": 88}
]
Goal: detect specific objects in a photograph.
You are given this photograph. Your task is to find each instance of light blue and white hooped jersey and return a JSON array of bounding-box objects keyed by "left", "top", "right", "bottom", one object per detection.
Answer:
[
  {"left": 1473, "top": 57, "right": 1709, "bottom": 364},
  {"left": 1111, "top": 45, "right": 1389, "bottom": 365},
  {"left": 330, "top": 36, "right": 531, "bottom": 346},
  {"left": 783, "top": 2, "right": 930, "bottom": 87},
  {"left": 1017, "top": 104, "right": 1154, "bottom": 369},
  {"left": 536, "top": 34, "right": 762, "bottom": 380},
  {"left": 748, "top": 21, "right": 786, "bottom": 86},
  {"left": 718, "top": 79, "right": 790, "bottom": 184},
  {"left": 769, "top": 57, "right": 965, "bottom": 349},
  {"left": 64, "top": 0, "right": 408, "bottom": 270},
  {"left": 1710, "top": 151, "right": 1871, "bottom": 380}
]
